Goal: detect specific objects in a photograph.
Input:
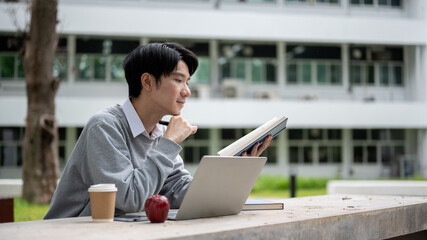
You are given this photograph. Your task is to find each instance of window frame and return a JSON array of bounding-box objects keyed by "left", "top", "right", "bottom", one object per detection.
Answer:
[
  {"left": 288, "top": 129, "right": 342, "bottom": 165},
  {"left": 286, "top": 59, "right": 342, "bottom": 85},
  {"left": 351, "top": 129, "right": 405, "bottom": 164}
]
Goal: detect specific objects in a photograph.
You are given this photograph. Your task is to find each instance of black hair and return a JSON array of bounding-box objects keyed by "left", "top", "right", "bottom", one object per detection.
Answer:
[{"left": 122, "top": 42, "right": 199, "bottom": 98}]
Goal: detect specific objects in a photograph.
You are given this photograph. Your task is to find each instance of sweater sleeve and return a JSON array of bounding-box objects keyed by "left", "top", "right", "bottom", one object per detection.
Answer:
[
  {"left": 159, "top": 154, "right": 193, "bottom": 209},
  {"left": 83, "top": 118, "right": 180, "bottom": 213}
]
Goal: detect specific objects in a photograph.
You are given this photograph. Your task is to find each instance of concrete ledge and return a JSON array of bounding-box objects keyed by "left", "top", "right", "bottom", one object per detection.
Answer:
[
  {"left": 1, "top": 194, "right": 427, "bottom": 240},
  {"left": 327, "top": 180, "right": 427, "bottom": 196},
  {"left": 0, "top": 179, "right": 22, "bottom": 197}
]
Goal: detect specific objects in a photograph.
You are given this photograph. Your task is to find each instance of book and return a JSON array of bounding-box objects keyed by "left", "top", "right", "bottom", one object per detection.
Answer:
[
  {"left": 217, "top": 116, "right": 288, "bottom": 156},
  {"left": 243, "top": 199, "right": 284, "bottom": 211}
]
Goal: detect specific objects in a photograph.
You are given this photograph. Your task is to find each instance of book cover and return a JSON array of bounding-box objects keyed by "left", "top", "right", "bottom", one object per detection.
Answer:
[
  {"left": 243, "top": 199, "right": 284, "bottom": 211},
  {"left": 218, "top": 116, "right": 288, "bottom": 156}
]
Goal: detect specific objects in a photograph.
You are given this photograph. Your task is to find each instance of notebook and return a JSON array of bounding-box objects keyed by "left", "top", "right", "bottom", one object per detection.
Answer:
[
  {"left": 242, "top": 199, "right": 284, "bottom": 211},
  {"left": 168, "top": 155, "right": 266, "bottom": 220}
]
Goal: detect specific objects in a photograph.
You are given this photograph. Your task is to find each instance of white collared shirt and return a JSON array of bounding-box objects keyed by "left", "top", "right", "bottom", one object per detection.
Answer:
[{"left": 121, "top": 98, "right": 164, "bottom": 140}]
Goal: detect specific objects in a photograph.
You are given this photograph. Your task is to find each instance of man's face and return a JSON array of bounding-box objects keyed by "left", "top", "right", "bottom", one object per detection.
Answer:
[{"left": 152, "top": 60, "right": 191, "bottom": 116}]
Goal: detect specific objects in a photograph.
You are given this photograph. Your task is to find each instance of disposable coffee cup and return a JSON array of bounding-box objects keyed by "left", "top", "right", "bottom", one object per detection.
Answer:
[{"left": 88, "top": 184, "right": 117, "bottom": 222}]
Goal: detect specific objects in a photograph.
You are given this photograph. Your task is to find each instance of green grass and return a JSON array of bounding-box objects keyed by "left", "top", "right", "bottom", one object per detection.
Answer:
[
  {"left": 250, "top": 174, "right": 328, "bottom": 198},
  {"left": 13, "top": 175, "right": 329, "bottom": 222},
  {"left": 14, "top": 197, "right": 50, "bottom": 222},
  {"left": 250, "top": 188, "right": 326, "bottom": 198}
]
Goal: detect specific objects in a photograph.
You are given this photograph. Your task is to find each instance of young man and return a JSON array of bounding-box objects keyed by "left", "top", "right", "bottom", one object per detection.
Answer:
[{"left": 44, "top": 43, "right": 271, "bottom": 219}]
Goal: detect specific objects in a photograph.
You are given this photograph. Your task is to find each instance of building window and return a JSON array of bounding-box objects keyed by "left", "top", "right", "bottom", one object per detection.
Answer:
[
  {"left": 352, "top": 129, "right": 405, "bottom": 164},
  {"left": 286, "top": 45, "right": 341, "bottom": 85},
  {"left": 0, "top": 35, "right": 24, "bottom": 81},
  {"left": 0, "top": 36, "right": 67, "bottom": 81},
  {"left": 350, "top": 63, "right": 374, "bottom": 85},
  {"left": 350, "top": 0, "right": 401, "bottom": 8},
  {"left": 0, "top": 127, "right": 24, "bottom": 167},
  {"left": 350, "top": 0, "right": 374, "bottom": 5},
  {"left": 286, "top": 0, "right": 340, "bottom": 4},
  {"left": 220, "top": 43, "right": 277, "bottom": 84},
  {"left": 383, "top": 0, "right": 401, "bottom": 7},
  {"left": 0, "top": 127, "right": 68, "bottom": 168},
  {"left": 350, "top": 46, "right": 403, "bottom": 87},
  {"left": 379, "top": 62, "right": 402, "bottom": 86},
  {"left": 191, "top": 57, "right": 210, "bottom": 84},
  {"left": 221, "top": 128, "right": 245, "bottom": 141},
  {"left": 77, "top": 54, "right": 106, "bottom": 81},
  {"left": 0, "top": 54, "right": 24, "bottom": 80},
  {"left": 76, "top": 38, "right": 139, "bottom": 82},
  {"left": 289, "top": 128, "right": 342, "bottom": 164},
  {"left": 180, "top": 128, "right": 211, "bottom": 164},
  {"left": 223, "top": 0, "right": 276, "bottom": 3},
  {"left": 111, "top": 56, "right": 125, "bottom": 81}
]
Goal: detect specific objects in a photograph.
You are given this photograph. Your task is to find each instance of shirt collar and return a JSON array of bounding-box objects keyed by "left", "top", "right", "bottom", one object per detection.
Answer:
[{"left": 121, "top": 98, "right": 164, "bottom": 139}]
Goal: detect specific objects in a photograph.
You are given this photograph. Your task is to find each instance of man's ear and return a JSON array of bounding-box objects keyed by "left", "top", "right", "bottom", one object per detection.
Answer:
[{"left": 141, "top": 73, "right": 154, "bottom": 91}]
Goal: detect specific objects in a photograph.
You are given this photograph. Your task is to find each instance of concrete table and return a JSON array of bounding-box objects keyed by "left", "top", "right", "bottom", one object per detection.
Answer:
[{"left": 1, "top": 194, "right": 427, "bottom": 240}]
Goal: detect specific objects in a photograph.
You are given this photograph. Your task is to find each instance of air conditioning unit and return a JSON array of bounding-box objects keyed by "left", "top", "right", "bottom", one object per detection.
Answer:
[
  {"left": 221, "top": 79, "right": 245, "bottom": 98},
  {"left": 254, "top": 90, "right": 280, "bottom": 99},
  {"left": 189, "top": 85, "right": 210, "bottom": 99},
  {"left": 300, "top": 94, "right": 318, "bottom": 101}
]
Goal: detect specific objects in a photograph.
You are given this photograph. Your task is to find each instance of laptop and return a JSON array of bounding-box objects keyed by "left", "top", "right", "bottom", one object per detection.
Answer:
[
  {"left": 168, "top": 155, "right": 266, "bottom": 220},
  {"left": 114, "top": 155, "right": 266, "bottom": 222}
]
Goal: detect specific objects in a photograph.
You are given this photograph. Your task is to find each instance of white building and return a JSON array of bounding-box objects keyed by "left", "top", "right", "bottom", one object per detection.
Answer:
[{"left": 0, "top": 0, "right": 426, "bottom": 179}]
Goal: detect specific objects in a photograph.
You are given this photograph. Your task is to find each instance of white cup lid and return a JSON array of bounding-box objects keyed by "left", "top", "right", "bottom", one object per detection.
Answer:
[{"left": 88, "top": 184, "right": 117, "bottom": 192}]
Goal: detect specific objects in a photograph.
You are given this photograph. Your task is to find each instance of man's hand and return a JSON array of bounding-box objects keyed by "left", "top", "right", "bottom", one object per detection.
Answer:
[
  {"left": 163, "top": 116, "right": 197, "bottom": 144},
  {"left": 242, "top": 135, "right": 273, "bottom": 157}
]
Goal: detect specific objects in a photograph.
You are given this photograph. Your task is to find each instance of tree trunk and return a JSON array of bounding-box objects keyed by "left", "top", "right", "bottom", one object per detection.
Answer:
[{"left": 22, "top": 0, "right": 59, "bottom": 204}]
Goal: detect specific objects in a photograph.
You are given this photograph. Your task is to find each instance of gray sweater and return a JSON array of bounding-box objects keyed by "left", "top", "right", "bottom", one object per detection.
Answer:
[{"left": 44, "top": 105, "right": 192, "bottom": 219}]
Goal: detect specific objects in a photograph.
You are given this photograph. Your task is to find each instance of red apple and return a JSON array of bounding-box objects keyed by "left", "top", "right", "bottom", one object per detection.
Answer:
[{"left": 145, "top": 195, "right": 170, "bottom": 223}]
